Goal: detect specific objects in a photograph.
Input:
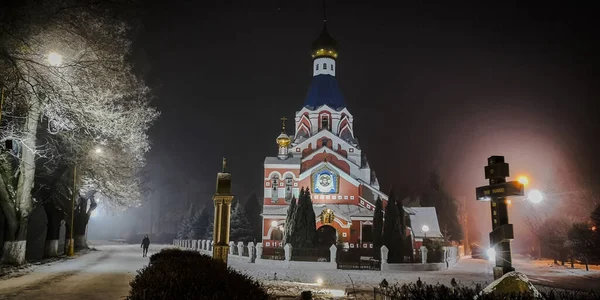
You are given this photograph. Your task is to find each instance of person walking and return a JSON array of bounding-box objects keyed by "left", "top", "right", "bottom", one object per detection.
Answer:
[{"left": 141, "top": 235, "right": 150, "bottom": 257}]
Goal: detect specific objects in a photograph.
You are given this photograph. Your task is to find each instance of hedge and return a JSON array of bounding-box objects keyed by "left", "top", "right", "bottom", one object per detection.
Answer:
[{"left": 127, "top": 248, "right": 268, "bottom": 300}]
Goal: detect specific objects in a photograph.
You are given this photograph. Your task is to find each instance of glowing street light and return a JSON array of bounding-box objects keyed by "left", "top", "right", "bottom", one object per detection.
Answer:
[
  {"left": 487, "top": 248, "right": 496, "bottom": 262},
  {"left": 517, "top": 176, "right": 529, "bottom": 186},
  {"left": 316, "top": 277, "right": 324, "bottom": 286},
  {"left": 47, "top": 52, "right": 63, "bottom": 66},
  {"left": 271, "top": 220, "right": 278, "bottom": 228},
  {"left": 528, "top": 189, "right": 543, "bottom": 204},
  {"left": 94, "top": 147, "right": 103, "bottom": 154},
  {"left": 422, "top": 225, "right": 429, "bottom": 238}
]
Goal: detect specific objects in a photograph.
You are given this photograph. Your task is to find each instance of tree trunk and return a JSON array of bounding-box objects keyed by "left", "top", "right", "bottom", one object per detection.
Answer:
[
  {"left": 43, "top": 204, "right": 62, "bottom": 257},
  {"left": 1, "top": 97, "right": 41, "bottom": 265},
  {"left": 73, "top": 196, "right": 94, "bottom": 250}
]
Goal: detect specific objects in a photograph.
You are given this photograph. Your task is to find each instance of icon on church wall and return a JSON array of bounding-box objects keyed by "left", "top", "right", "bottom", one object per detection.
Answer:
[
  {"left": 320, "top": 208, "right": 335, "bottom": 225},
  {"left": 312, "top": 167, "right": 339, "bottom": 194}
]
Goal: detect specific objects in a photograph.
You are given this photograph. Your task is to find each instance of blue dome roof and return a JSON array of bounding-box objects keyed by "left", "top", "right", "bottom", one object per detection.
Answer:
[{"left": 303, "top": 75, "right": 346, "bottom": 109}]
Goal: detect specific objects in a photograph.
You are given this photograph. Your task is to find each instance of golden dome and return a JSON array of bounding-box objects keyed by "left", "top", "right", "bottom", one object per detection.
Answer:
[
  {"left": 276, "top": 133, "right": 291, "bottom": 148},
  {"left": 276, "top": 116, "right": 290, "bottom": 148}
]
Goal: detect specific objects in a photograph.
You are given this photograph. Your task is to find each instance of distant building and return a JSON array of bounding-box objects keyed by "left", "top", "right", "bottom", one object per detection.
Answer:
[{"left": 260, "top": 19, "right": 441, "bottom": 250}]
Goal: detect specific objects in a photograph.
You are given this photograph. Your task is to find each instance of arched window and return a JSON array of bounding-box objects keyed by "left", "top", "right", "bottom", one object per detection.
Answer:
[
  {"left": 362, "top": 225, "right": 373, "bottom": 242},
  {"left": 316, "top": 64, "right": 319, "bottom": 70},
  {"left": 323, "top": 63, "right": 327, "bottom": 69},
  {"left": 331, "top": 64, "right": 334, "bottom": 71},
  {"left": 321, "top": 115, "right": 329, "bottom": 130},
  {"left": 271, "top": 175, "right": 279, "bottom": 203},
  {"left": 285, "top": 175, "right": 293, "bottom": 203}
]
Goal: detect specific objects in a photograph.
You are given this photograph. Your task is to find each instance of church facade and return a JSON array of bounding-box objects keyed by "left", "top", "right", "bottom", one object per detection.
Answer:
[{"left": 260, "top": 21, "right": 441, "bottom": 249}]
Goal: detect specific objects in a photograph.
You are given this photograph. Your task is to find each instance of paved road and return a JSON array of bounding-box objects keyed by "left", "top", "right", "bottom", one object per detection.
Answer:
[{"left": 0, "top": 242, "right": 161, "bottom": 300}]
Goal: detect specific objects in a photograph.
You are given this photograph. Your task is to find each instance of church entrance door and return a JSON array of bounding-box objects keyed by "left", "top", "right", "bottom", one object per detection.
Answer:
[{"left": 317, "top": 225, "right": 337, "bottom": 247}]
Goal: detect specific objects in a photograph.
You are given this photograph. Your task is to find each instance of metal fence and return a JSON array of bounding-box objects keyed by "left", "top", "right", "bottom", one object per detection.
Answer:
[
  {"left": 261, "top": 247, "right": 285, "bottom": 260},
  {"left": 337, "top": 247, "right": 380, "bottom": 270},
  {"left": 291, "top": 247, "right": 330, "bottom": 262}
]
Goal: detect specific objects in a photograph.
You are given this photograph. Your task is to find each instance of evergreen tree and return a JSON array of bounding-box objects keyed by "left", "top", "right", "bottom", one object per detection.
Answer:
[
  {"left": 291, "top": 187, "right": 317, "bottom": 248},
  {"left": 282, "top": 196, "right": 298, "bottom": 245},
  {"left": 189, "top": 206, "right": 210, "bottom": 239},
  {"left": 383, "top": 191, "right": 404, "bottom": 263},
  {"left": 591, "top": 204, "right": 600, "bottom": 228},
  {"left": 372, "top": 197, "right": 384, "bottom": 259},
  {"left": 420, "top": 172, "right": 463, "bottom": 242},
  {"left": 177, "top": 203, "right": 194, "bottom": 239},
  {"left": 305, "top": 189, "right": 317, "bottom": 247},
  {"left": 244, "top": 192, "right": 263, "bottom": 241},
  {"left": 230, "top": 202, "right": 254, "bottom": 243},
  {"left": 205, "top": 213, "right": 214, "bottom": 241}
]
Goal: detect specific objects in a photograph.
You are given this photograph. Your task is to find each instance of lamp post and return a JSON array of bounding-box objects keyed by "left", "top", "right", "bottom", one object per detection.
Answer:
[{"left": 68, "top": 164, "right": 77, "bottom": 256}]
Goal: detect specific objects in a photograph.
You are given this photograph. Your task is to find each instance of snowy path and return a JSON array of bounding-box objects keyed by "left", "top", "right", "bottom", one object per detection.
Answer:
[{"left": 0, "top": 242, "right": 163, "bottom": 300}]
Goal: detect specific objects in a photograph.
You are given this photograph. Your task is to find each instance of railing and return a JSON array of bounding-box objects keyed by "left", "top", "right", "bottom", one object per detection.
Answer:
[
  {"left": 292, "top": 247, "right": 330, "bottom": 262},
  {"left": 337, "top": 247, "right": 380, "bottom": 270},
  {"left": 262, "top": 247, "right": 285, "bottom": 260}
]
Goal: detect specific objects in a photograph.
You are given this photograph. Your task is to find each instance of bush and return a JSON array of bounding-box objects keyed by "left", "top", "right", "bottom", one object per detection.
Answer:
[
  {"left": 127, "top": 248, "right": 269, "bottom": 300},
  {"left": 375, "top": 282, "right": 599, "bottom": 300}
]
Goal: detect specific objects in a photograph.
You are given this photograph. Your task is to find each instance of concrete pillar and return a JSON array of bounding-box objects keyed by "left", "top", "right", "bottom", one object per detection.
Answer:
[
  {"left": 229, "top": 241, "right": 236, "bottom": 255},
  {"left": 200, "top": 240, "right": 205, "bottom": 251},
  {"left": 380, "top": 245, "right": 389, "bottom": 271},
  {"left": 284, "top": 243, "right": 293, "bottom": 262},
  {"left": 256, "top": 243, "right": 263, "bottom": 261},
  {"left": 420, "top": 246, "right": 428, "bottom": 264},
  {"left": 237, "top": 242, "right": 244, "bottom": 256},
  {"left": 329, "top": 245, "right": 337, "bottom": 262},
  {"left": 248, "top": 242, "right": 255, "bottom": 263},
  {"left": 192, "top": 240, "right": 197, "bottom": 250},
  {"left": 381, "top": 245, "right": 389, "bottom": 264}
]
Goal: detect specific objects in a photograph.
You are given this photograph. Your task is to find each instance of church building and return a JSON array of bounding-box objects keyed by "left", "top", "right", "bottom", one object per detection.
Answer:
[{"left": 261, "top": 19, "right": 441, "bottom": 249}]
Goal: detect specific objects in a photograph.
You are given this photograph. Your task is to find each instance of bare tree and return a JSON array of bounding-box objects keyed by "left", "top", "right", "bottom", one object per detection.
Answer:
[{"left": 0, "top": 0, "right": 158, "bottom": 264}]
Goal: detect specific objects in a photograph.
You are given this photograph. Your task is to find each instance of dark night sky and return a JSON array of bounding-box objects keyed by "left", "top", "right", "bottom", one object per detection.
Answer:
[{"left": 135, "top": 1, "right": 599, "bottom": 226}]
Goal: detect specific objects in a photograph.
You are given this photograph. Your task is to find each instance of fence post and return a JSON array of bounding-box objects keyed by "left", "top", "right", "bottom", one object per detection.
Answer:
[
  {"left": 380, "top": 245, "right": 389, "bottom": 271},
  {"left": 284, "top": 243, "right": 293, "bottom": 262},
  {"left": 248, "top": 242, "right": 255, "bottom": 263},
  {"left": 237, "top": 242, "right": 244, "bottom": 256},
  {"left": 256, "top": 242, "right": 263, "bottom": 262},
  {"left": 329, "top": 245, "right": 337, "bottom": 267},
  {"left": 420, "top": 246, "right": 428, "bottom": 264}
]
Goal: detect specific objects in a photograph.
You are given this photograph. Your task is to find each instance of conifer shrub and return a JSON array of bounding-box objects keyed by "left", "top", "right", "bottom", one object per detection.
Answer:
[
  {"left": 375, "top": 282, "right": 599, "bottom": 300},
  {"left": 127, "top": 248, "right": 269, "bottom": 300}
]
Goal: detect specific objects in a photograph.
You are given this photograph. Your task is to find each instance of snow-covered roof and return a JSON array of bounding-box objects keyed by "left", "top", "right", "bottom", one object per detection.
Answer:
[
  {"left": 264, "top": 156, "right": 302, "bottom": 166},
  {"left": 261, "top": 203, "right": 374, "bottom": 220},
  {"left": 408, "top": 207, "right": 443, "bottom": 239}
]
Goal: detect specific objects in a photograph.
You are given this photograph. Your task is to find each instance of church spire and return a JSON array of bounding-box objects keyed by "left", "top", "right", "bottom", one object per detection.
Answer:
[{"left": 310, "top": 0, "right": 338, "bottom": 77}]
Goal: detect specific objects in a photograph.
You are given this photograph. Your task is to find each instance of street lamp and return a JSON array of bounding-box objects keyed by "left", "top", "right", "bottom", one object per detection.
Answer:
[
  {"left": 47, "top": 52, "right": 63, "bottom": 66},
  {"left": 94, "top": 147, "right": 102, "bottom": 154},
  {"left": 517, "top": 175, "right": 529, "bottom": 186},
  {"left": 528, "top": 189, "right": 543, "bottom": 204},
  {"left": 422, "top": 225, "right": 429, "bottom": 238},
  {"left": 271, "top": 221, "right": 278, "bottom": 228}
]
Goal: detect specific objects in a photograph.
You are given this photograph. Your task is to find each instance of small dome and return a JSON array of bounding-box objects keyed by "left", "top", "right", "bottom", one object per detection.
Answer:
[
  {"left": 276, "top": 133, "right": 291, "bottom": 148},
  {"left": 311, "top": 24, "right": 338, "bottom": 59}
]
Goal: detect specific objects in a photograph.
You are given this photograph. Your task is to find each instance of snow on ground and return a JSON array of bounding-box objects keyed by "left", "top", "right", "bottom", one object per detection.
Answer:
[{"left": 226, "top": 255, "right": 600, "bottom": 296}]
